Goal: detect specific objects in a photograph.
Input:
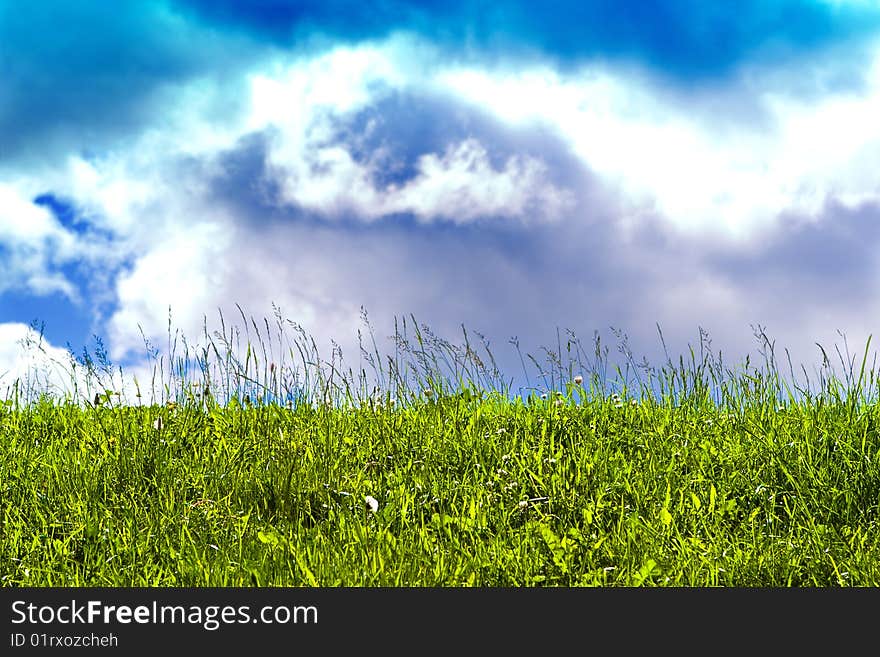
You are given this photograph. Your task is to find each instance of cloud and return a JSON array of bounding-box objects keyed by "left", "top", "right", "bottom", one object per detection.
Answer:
[
  {"left": 0, "top": 0, "right": 259, "bottom": 169},
  {"left": 0, "top": 323, "right": 78, "bottom": 399},
  {"left": 435, "top": 39, "right": 880, "bottom": 239},
  {"left": 270, "top": 137, "right": 573, "bottom": 224},
  {"left": 107, "top": 219, "right": 234, "bottom": 361},
  {"left": 173, "top": 0, "right": 880, "bottom": 79},
  {"left": 2, "top": 31, "right": 880, "bottom": 391},
  {"left": 0, "top": 183, "right": 81, "bottom": 298}
]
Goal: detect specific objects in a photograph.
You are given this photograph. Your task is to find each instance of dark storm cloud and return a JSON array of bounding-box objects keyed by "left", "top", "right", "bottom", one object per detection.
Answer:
[
  {"left": 0, "top": 0, "right": 257, "bottom": 168},
  {"left": 708, "top": 198, "right": 880, "bottom": 318},
  {"left": 173, "top": 0, "right": 880, "bottom": 80}
]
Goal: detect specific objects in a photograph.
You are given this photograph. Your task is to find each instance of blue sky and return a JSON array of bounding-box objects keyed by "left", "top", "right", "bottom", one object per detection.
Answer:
[{"left": 2, "top": 0, "right": 880, "bottom": 396}]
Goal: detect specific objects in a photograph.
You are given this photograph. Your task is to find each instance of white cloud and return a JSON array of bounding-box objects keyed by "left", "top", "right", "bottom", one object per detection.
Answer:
[
  {"left": 0, "top": 183, "right": 81, "bottom": 298},
  {"left": 0, "top": 323, "right": 78, "bottom": 399},
  {"left": 271, "top": 137, "right": 573, "bottom": 223},
  {"left": 435, "top": 39, "right": 880, "bottom": 239},
  {"left": 244, "top": 40, "right": 571, "bottom": 223},
  {"left": 107, "top": 219, "right": 234, "bottom": 360}
]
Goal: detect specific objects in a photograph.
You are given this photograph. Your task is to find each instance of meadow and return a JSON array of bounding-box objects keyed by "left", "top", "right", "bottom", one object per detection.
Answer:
[{"left": 1, "top": 311, "right": 878, "bottom": 586}]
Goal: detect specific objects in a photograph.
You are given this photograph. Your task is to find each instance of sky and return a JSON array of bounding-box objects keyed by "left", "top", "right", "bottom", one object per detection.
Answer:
[{"left": 2, "top": 0, "right": 880, "bottom": 399}]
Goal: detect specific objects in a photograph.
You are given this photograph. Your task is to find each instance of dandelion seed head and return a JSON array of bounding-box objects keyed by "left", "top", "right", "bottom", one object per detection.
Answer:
[{"left": 364, "top": 495, "right": 379, "bottom": 513}]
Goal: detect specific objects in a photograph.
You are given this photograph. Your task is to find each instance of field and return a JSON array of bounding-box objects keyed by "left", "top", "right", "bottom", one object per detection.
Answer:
[{"left": 1, "top": 314, "right": 878, "bottom": 586}]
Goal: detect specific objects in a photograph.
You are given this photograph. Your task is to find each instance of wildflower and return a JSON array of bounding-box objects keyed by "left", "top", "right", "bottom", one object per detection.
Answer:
[
  {"left": 364, "top": 495, "right": 379, "bottom": 513},
  {"left": 630, "top": 399, "right": 638, "bottom": 406},
  {"left": 540, "top": 393, "right": 548, "bottom": 400},
  {"left": 574, "top": 375, "right": 584, "bottom": 385},
  {"left": 517, "top": 500, "right": 529, "bottom": 510},
  {"left": 152, "top": 417, "right": 164, "bottom": 431},
  {"left": 554, "top": 399, "right": 564, "bottom": 407}
]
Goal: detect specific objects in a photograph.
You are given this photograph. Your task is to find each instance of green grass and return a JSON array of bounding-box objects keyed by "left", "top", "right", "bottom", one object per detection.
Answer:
[{"left": 1, "top": 313, "right": 878, "bottom": 586}]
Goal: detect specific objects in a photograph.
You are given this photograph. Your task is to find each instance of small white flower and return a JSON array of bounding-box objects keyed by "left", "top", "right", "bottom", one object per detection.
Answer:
[
  {"left": 574, "top": 375, "right": 583, "bottom": 385},
  {"left": 517, "top": 500, "right": 529, "bottom": 510},
  {"left": 364, "top": 495, "right": 379, "bottom": 513},
  {"left": 540, "top": 393, "right": 548, "bottom": 400}
]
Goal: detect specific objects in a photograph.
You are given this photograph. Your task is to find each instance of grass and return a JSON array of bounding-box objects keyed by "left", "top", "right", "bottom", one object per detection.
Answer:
[{"left": 1, "top": 310, "right": 878, "bottom": 586}]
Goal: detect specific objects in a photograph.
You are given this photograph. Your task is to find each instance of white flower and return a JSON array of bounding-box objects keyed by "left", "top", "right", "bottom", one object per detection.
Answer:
[
  {"left": 574, "top": 375, "right": 583, "bottom": 385},
  {"left": 364, "top": 495, "right": 379, "bottom": 513}
]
